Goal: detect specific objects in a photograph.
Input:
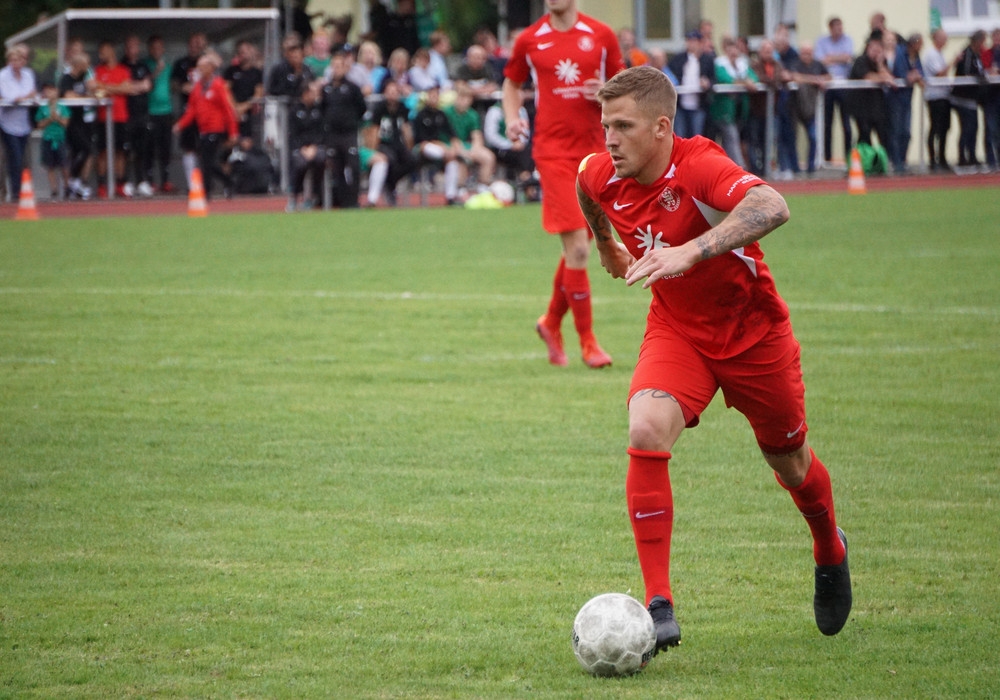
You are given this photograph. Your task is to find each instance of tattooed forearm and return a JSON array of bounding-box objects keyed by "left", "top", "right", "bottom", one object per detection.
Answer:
[
  {"left": 693, "top": 186, "right": 790, "bottom": 261},
  {"left": 577, "top": 180, "right": 617, "bottom": 245}
]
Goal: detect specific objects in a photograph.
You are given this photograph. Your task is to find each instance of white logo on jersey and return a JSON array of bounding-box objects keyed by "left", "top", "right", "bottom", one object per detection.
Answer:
[
  {"left": 613, "top": 201, "right": 633, "bottom": 210},
  {"left": 556, "top": 58, "right": 581, "bottom": 84},
  {"left": 537, "top": 41, "right": 555, "bottom": 50},
  {"left": 578, "top": 36, "right": 595, "bottom": 52},
  {"left": 635, "top": 225, "right": 668, "bottom": 254}
]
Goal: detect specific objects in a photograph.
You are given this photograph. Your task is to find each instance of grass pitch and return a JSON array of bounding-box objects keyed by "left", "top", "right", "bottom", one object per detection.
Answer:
[{"left": 1, "top": 189, "right": 998, "bottom": 698}]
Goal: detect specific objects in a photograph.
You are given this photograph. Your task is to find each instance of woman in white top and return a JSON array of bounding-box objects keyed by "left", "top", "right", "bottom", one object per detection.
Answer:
[{"left": 0, "top": 44, "right": 38, "bottom": 200}]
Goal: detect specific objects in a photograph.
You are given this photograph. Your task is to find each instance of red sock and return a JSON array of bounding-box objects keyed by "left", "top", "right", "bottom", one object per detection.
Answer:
[
  {"left": 545, "top": 258, "right": 569, "bottom": 326},
  {"left": 562, "top": 267, "right": 593, "bottom": 340},
  {"left": 776, "top": 450, "right": 846, "bottom": 566},
  {"left": 626, "top": 448, "right": 674, "bottom": 606}
]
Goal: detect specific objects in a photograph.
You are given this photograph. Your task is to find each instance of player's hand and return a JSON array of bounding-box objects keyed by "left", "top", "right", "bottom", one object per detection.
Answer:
[
  {"left": 597, "top": 240, "right": 635, "bottom": 279},
  {"left": 582, "top": 78, "right": 602, "bottom": 101},
  {"left": 625, "top": 245, "right": 700, "bottom": 289},
  {"left": 505, "top": 117, "right": 528, "bottom": 143}
]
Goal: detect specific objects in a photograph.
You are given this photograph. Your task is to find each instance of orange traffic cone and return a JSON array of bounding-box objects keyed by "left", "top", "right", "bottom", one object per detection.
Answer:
[
  {"left": 14, "top": 169, "right": 40, "bottom": 220},
  {"left": 847, "top": 147, "right": 867, "bottom": 195},
  {"left": 188, "top": 167, "right": 208, "bottom": 217}
]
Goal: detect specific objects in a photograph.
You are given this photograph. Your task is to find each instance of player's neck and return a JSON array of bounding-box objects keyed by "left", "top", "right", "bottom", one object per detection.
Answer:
[
  {"left": 636, "top": 136, "right": 675, "bottom": 186},
  {"left": 548, "top": 8, "right": 578, "bottom": 32}
]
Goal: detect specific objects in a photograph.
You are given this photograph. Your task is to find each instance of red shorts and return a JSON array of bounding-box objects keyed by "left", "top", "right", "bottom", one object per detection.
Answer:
[
  {"left": 629, "top": 319, "right": 807, "bottom": 454},
  {"left": 535, "top": 156, "right": 588, "bottom": 234}
]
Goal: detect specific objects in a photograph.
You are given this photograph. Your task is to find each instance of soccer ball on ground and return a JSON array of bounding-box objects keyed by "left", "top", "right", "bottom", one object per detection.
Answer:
[
  {"left": 572, "top": 592, "right": 656, "bottom": 677},
  {"left": 488, "top": 179, "right": 516, "bottom": 205}
]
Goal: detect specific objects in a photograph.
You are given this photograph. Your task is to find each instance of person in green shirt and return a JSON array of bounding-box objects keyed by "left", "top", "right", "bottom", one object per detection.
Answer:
[
  {"left": 35, "top": 82, "right": 72, "bottom": 199},
  {"left": 443, "top": 84, "right": 495, "bottom": 191},
  {"left": 710, "top": 36, "right": 757, "bottom": 169}
]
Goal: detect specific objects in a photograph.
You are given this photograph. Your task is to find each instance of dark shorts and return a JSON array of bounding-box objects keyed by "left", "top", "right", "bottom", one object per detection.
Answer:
[
  {"left": 95, "top": 122, "right": 129, "bottom": 153},
  {"left": 40, "top": 140, "right": 67, "bottom": 168},
  {"left": 629, "top": 320, "right": 808, "bottom": 455}
]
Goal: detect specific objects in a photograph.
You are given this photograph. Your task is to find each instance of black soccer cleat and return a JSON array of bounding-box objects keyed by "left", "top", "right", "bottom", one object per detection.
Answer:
[
  {"left": 814, "top": 527, "right": 852, "bottom": 636},
  {"left": 647, "top": 595, "right": 681, "bottom": 653}
]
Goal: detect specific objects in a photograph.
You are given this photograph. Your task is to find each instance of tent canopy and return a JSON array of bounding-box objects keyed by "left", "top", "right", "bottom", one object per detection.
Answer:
[{"left": 5, "top": 8, "right": 280, "bottom": 77}]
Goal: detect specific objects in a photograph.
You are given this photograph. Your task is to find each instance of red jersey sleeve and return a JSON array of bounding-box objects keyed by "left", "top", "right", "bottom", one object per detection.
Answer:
[{"left": 679, "top": 138, "right": 764, "bottom": 212}]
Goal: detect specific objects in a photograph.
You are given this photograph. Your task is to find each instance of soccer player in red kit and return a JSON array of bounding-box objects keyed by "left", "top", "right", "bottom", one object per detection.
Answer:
[
  {"left": 576, "top": 66, "right": 852, "bottom": 652},
  {"left": 501, "top": 0, "right": 624, "bottom": 368}
]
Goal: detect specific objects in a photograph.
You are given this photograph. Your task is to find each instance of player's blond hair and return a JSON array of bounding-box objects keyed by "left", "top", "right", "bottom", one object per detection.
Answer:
[{"left": 597, "top": 65, "right": 677, "bottom": 122}]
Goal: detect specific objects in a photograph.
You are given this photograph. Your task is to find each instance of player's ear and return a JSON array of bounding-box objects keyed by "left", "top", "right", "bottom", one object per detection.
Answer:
[{"left": 656, "top": 115, "right": 672, "bottom": 139}]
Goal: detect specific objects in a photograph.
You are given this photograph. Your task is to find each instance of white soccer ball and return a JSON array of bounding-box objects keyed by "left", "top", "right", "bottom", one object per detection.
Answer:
[
  {"left": 571, "top": 593, "right": 656, "bottom": 677},
  {"left": 488, "top": 179, "right": 515, "bottom": 205}
]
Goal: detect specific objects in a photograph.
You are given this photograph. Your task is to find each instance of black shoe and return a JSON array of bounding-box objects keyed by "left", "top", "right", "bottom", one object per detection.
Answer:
[
  {"left": 814, "top": 527, "right": 852, "bottom": 636},
  {"left": 647, "top": 596, "right": 681, "bottom": 653}
]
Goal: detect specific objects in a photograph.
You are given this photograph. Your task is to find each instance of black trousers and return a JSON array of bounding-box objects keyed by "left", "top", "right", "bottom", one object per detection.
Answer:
[
  {"left": 926, "top": 99, "right": 951, "bottom": 167},
  {"left": 327, "top": 130, "right": 361, "bottom": 208},
  {"left": 146, "top": 114, "right": 173, "bottom": 187},
  {"left": 198, "top": 132, "right": 231, "bottom": 199}
]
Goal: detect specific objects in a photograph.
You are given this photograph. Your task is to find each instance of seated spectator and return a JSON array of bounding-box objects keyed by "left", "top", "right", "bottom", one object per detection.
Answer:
[
  {"left": 380, "top": 47, "right": 413, "bottom": 96},
  {"left": 483, "top": 98, "right": 535, "bottom": 191},
  {"left": 227, "top": 136, "right": 275, "bottom": 195},
  {"left": 445, "top": 84, "right": 496, "bottom": 190},
  {"left": 427, "top": 29, "right": 455, "bottom": 90},
  {"left": 348, "top": 41, "right": 387, "bottom": 96},
  {"left": 453, "top": 44, "right": 500, "bottom": 102},
  {"left": 363, "top": 79, "right": 416, "bottom": 206},
  {"left": 412, "top": 84, "right": 462, "bottom": 205},
  {"left": 407, "top": 48, "right": 438, "bottom": 92},
  {"left": 321, "top": 49, "right": 367, "bottom": 208},
  {"left": 286, "top": 82, "right": 326, "bottom": 211},
  {"left": 304, "top": 29, "right": 332, "bottom": 78},
  {"left": 472, "top": 26, "right": 508, "bottom": 76}
]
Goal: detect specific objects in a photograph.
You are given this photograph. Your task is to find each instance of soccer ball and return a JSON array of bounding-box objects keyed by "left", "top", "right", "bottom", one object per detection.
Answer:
[
  {"left": 489, "top": 180, "right": 515, "bottom": 205},
  {"left": 571, "top": 593, "right": 656, "bottom": 677}
]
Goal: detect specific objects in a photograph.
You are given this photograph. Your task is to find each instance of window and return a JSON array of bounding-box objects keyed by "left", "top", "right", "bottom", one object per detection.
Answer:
[
  {"left": 931, "top": 0, "right": 1000, "bottom": 33},
  {"left": 738, "top": 0, "right": 765, "bottom": 38}
]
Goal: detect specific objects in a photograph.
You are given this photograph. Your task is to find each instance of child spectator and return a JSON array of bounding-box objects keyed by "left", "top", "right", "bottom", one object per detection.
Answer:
[{"left": 35, "top": 83, "right": 71, "bottom": 199}]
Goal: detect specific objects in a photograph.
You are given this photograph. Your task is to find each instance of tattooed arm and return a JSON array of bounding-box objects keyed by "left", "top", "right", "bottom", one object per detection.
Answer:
[
  {"left": 624, "top": 185, "right": 790, "bottom": 288},
  {"left": 576, "top": 178, "right": 636, "bottom": 279}
]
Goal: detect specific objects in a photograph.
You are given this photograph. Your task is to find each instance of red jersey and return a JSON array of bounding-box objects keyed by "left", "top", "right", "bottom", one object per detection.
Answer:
[
  {"left": 578, "top": 136, "right": 790, "bottom": 359},
  {"left": 504, "top": 12, "right": 623, "bottom": 161},
  {"left": 94, "top": 63, "right": 131, "bottom": 124},
  {"left": 175, "top": 76, "right": 239, "bottom": 139}
]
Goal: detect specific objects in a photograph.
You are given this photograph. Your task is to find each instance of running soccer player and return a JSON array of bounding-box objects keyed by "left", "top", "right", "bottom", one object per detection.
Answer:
[
  {"left": 501, "top": 0, "right": 624, "bottom": 368},
  {"left": 576, "top": 66, "right": 852, "bottom": 652}
]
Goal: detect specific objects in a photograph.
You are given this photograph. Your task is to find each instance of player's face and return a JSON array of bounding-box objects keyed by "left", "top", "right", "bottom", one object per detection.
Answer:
[{"left": 601, "top": 95, "right": 667, "bottom": 185}]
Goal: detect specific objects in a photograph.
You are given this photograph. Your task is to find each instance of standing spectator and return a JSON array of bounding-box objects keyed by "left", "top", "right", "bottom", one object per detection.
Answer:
[
  {"left": 953, "top": 30, "right": 987, "bottom": 169},
  {"left": 980, "top": 28, "right": 1000, "bottom": 170},
  {"left": 748, "top": 39, "right": 781, "bottom": 175},
  {"left": 923, "top": 29, "right": 952, "bottom": 171},
  {"left": 0, "top": 44, "right": 37, "bottom": 201},
  {"left": 145, "top": 36, "right": 174, "bottom": 193},
  {"left": 427, "top": 30, "right": 455, "bottom": 90},
  {"left": 34, "top": 82, "right": 71, "bottom": 199},
  {"left": 453, "top": 44, "right": 500, "bottom": 103},
  {"left": 789, "top": 43, "right": 830, "bottom": 174},
  {"left": 412, "top": 83, "right": 463, "bottom": 205},
  {"left": 171, "top": 32, "right": 208, "bottom": 189},
  {"left": 267, "top": 33, "right": 315, "bottom": 100},
  {"left": 848, "top": 36, "right": 894, "bottom": 156},
  {"left": 363, "top": 79, "right": 415, "bottom": 205},
  {"left": 773, "top": 24, "right": 800, "bottom": 179},
  {"left": 370, "top": 0, "right": 420, "bottom": 60},
  {"left": 619, "top": 27, "right": 649, "bottom": 67},
  {"left": 93, "top": 39, "right": 134, "bottom": 198},
  {"left": 502, "top": 0, "right": 624, "bottom": 369},
  {"left": 122, "top": 35, "right": 153, "bottom": 197},
  {"left": 711, "top": 36, "right": 757, "bottom": 168},
  {"left": 815, "top": 17, "right": 854, "bottom": 164},
  {"left": 286, "top": 82, "right": 326, "bottom": 211},
  {"left": 304, "top": 29, "right": 332, "bottom": 78},
  {"left": 321, "top": 49, "right": 367, "bottom": 208},
  {"left": 888, "top": 34, "right": 924, "bottom": 173},
  {"left": 699, "top": 19, "right": 718, "bottom": 59},
  {"left": 59, "top": 50, "right": 96, "bottom": 199},
  {"left": 224, "top": 40, "right": 265, "bottom": 140},
  {"left": 668, "top": 30, "right": 714, "bottom": 138},
  {"left": 648, "top": 48, "right": 679, "bottom": 84},
  {"left": 445, "top": 83, "right": 496, "bottom": 190},
  {"left": 173, "top": 52, "right": 239, "bottom": 199}
]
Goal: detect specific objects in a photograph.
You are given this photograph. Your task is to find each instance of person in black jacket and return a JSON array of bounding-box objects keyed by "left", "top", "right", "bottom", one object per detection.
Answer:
[
  {"left": 953, "top": 30, "right": 987, "bottom": 168},
  {"left": 667, "top": 30, "right": 715, "bottom": 137},
  {"left": 321, "top": 49, "right": 368, "bottom": 208},
  {"left": 287, "top": 82, "right": 326, "bottom": 211},
  {"left": 266, "top": 33, "right": 315, "bottom": 100}
]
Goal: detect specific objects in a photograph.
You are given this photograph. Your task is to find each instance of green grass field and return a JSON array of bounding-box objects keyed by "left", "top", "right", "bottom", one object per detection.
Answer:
[{"left": 2, "top": 189, "right": 998, "bottom": 698}]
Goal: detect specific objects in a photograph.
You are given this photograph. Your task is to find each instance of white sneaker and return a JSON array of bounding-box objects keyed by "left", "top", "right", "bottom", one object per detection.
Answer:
[
  {"left": 137, "top": 181, "right": 154, "bottom": 197},
  {"left": 122, "top": 182, "right": 136, "bottom": 198},
  {"left": 79, "top": 185, "right": 93, "bottom": 201}
]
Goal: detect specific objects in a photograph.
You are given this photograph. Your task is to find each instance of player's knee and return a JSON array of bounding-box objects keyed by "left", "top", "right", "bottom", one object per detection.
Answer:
[{"left": 628, "top": 416, "right": 670, "bottom": 453}]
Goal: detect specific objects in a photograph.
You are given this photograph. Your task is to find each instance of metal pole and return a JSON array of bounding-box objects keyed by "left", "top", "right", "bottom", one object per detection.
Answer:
[
  {"left": 764, "top": 87, "right": 775, "bottom": 180},
  {"left": 105, "top": 99, "right": 115, "bottom": 199}
]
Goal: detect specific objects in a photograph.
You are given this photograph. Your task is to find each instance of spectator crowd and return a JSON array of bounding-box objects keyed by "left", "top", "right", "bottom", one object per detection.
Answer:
[{"left": 2, "top": 5, "right": 999, "bottom": 206}]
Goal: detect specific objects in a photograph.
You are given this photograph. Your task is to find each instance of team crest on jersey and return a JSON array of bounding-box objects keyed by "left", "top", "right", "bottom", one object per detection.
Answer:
[
  {"left": 578, "top": 36, "right": 595, "bottom": 52},
  {"left": 658, "top": 186, "right": 680, "bottom": 212}
]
